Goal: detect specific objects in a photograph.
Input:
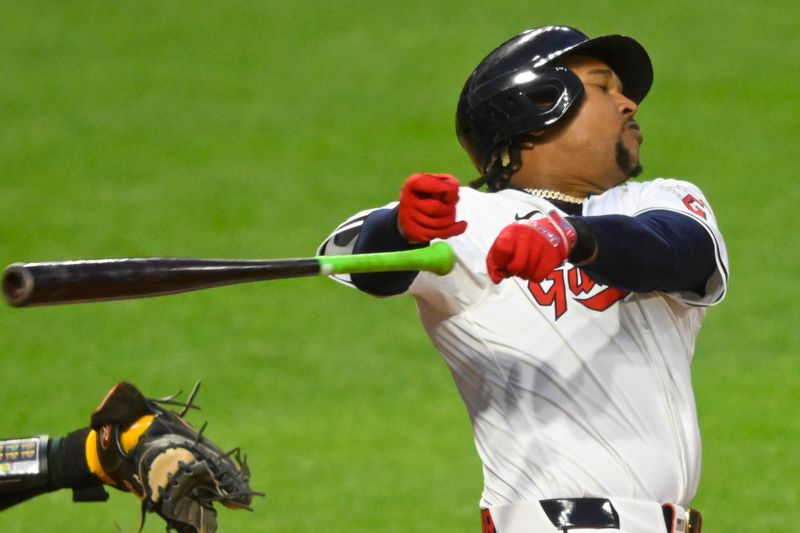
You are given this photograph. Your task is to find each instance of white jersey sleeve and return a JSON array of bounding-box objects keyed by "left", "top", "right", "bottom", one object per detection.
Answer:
[
  {"left": 585, "top": 178, "right": 729, "bottom": 306},
  {"left": 316, "top": 204, "right": 398, "bottom": 288}
]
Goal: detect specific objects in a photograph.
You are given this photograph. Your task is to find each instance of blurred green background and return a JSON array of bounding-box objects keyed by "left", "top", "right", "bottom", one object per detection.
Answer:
[{"left": 1, "top": 1, "right": 798, "bottom": 531}]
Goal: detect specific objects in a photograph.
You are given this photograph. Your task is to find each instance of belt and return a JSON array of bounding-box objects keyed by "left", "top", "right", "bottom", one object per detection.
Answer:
[{"left": 481, "top": 498, "right": 703, "bottom": 532}]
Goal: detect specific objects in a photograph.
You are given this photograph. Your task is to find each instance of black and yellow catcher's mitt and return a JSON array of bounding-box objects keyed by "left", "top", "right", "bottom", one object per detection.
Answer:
[{"left": 87, "top": 382, "right": 261, "bottom": 532}]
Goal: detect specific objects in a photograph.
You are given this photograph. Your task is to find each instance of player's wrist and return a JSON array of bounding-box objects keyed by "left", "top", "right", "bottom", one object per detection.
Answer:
[
  {"left": 49, "top": 428, "right": 98, "bottom": 490},
  {"left": 542, "top": 211, "right": 577, "bottom": 255},
  {"left": 565, "top": 216, "right": 598, "bottom": 265},
  {"left": 396, "top": 211, "right": 419, "bottom": 244},
  {"left": 51, "top": 429, "right": 109, "bottom": 501},
  {"left": 0, "top": 429, "right": 112, "bottom": 510}
]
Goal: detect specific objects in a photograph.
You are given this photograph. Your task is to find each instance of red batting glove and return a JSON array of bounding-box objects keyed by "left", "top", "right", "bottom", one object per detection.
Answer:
[
  {"left": 486, "top": 211, "right": 577, "bottom": 284},
  {"left": 398, "top": 173, "right": 468, "bottom": 243}
]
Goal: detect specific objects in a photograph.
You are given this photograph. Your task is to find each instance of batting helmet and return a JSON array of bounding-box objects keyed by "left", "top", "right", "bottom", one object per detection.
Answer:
[{"left": 456, "top": 25, "right": 653, "bottom": 188}]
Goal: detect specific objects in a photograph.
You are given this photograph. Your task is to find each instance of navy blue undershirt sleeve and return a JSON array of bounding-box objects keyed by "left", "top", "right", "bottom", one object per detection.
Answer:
[
  {"left": 579, "top": 210, "right": 717, "bottom": 295},
  {"left": 348, "top": 205, "right": 717, "bottom": 297},
  {"left": 349, "top": 206, "right": 424, "bottom": 296}
]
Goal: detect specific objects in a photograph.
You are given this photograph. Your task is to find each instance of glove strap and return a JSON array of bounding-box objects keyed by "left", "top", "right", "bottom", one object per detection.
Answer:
[
  {"left": 546, "top": 211, "right": 577, "bottom": 254},
  {"left": 86, "top": 415, "right": 154, "bottom": 492},
  {"left": 85, "top": 429, "right": 115, "bottom": 485}
]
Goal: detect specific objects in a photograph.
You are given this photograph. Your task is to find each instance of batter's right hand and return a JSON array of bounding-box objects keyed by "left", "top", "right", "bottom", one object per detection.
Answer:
[
  {"left": 486, "top": 211, "right": 577, "bottom": 284},
  {"left": 398, "top": 173, "right": 468, "bottom": 243}
]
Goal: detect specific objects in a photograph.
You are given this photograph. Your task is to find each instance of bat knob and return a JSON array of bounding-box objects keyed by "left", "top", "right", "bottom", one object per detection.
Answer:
[{"left": 3, "top": 264, "right": 34, "bottom": 307}]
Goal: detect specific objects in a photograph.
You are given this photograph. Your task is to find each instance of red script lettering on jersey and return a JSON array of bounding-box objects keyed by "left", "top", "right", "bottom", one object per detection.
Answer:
[{"left": 528, "top": 266, "right": 629, "bottom": 320}]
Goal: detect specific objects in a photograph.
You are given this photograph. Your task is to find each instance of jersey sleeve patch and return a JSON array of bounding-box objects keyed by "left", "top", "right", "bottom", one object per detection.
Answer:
[
  {"left": 681, "top": 194, "right": 707, "bottom": 219},
  {"left": 641, "top": 180, "right": 713, "bottom": 223}
]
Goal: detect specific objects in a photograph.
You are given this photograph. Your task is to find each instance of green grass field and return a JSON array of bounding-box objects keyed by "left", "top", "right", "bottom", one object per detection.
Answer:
[{"left": 1, "top": 1, "right": 798, "bottom": 531}]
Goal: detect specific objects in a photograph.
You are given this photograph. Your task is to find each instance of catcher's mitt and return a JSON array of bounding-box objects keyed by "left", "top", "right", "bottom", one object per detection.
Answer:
[{"left": 87, "top": 382, "right": 261, "bottom": 532}]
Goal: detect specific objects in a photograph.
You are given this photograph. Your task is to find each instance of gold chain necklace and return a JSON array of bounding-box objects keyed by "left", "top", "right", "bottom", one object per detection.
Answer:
[{"left": 523, "top": 188, "right": 585, "bottom": 205}]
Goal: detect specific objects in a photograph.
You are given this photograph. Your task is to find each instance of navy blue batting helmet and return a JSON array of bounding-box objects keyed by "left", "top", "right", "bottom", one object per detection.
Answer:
[{"left": 456, "top": 25, "right": 653, "bottom": 184}]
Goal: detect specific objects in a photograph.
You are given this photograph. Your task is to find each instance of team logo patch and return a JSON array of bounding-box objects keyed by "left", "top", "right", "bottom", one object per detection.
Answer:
[
  {"left": 663, "top": 185, "right": 708, "bottom": 219},
  {"left": 528, "top": 266, "right": 629, "bottom": 320},
  {"left": 100, "top": 425, "right": 112, "bottom": 450},
  {"left": 682, "top": 194, "right": 707, "bottom": 219}
]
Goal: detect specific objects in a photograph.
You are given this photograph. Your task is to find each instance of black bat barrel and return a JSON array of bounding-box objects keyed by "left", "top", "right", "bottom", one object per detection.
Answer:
[{"left": 2, "top": 257, "right": 321, "bottom": 307}]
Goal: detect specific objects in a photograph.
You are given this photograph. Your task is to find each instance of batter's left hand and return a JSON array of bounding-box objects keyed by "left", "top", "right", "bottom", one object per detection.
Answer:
[
  {"left": 487, "top": 211, "right": 577, "bottom": 283},
  {"left": 398, "top": 173, "right": 468, "bottom": 243}
]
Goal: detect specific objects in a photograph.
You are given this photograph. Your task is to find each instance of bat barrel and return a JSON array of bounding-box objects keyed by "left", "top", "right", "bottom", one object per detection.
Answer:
[
  {"left": 2, "top": 258, "right": 321, "bottom": 307},
  {"left": 2, "top": 265, "right": 35, "bottom": 307}
]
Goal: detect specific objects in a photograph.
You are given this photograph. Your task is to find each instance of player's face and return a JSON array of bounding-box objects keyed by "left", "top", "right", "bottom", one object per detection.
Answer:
[
  {"left": 562, "top": 56, "right": 643, "bottom": 184},
  {"left": 515, "top": 56, "right": 643, "bottom": 194}
]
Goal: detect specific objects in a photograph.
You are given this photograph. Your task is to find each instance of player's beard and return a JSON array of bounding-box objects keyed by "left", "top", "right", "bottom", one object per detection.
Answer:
[{"left": 616, "top": 140, "right": 642, "bottom": 178}]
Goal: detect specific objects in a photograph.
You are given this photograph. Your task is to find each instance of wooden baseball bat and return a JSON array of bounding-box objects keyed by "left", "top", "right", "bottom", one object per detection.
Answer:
[{"left": 2, "top": 242, "right": 455, "bottom": 308}]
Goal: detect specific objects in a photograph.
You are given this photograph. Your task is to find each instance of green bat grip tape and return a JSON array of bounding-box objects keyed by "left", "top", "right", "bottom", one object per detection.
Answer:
[{"left": 317, "top": 241, "right": 455, "bottom": 276}]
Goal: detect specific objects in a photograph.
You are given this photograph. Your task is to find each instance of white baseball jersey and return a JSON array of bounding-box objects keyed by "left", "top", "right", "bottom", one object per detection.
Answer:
[{"left": 320, "top": 178, "right": 728, "bottom": 511}]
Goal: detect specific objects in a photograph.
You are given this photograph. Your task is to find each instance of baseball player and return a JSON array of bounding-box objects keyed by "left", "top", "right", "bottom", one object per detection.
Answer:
[{"left": 319, "top": 26, "right": 728, "bottom": 532}]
